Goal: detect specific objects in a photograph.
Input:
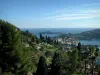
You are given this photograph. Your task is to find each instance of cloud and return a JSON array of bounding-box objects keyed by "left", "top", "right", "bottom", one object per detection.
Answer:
[{"left": 43, "top": 9, "right": 100, "bottom": 20}]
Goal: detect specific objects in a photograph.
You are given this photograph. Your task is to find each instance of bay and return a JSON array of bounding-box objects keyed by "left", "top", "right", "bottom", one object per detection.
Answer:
[
  {"left": 22, "top": 28, "right": 95, "bottom": 37},
  {"left": 80, "top": 40, "right": 100, "bottom": 46},
  {"left": 22, "top": 28, "right": 100, "bottom": 46}
]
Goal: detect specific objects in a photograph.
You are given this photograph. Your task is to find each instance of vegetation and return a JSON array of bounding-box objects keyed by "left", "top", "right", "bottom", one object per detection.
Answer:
[
  {"left": 0, "top": 20, "right": 39, "bottom": 74},
  {"left": 36, "top": 56, "right": 48, "bottom": 75},
  {"left": 39, "top": 33, "right": 59, "bottom": 45},
  {"left": 56, "top": 29, "right": 100, "bottom": 40},
  {"left": 71, "top": 48, "right": 78, "bottom": 67},
  {"left": 0, "top": 19, "right": 100, "bottom": 75},
  {"left": 77, "top": 29, "right": 100, "bottom": 40}
]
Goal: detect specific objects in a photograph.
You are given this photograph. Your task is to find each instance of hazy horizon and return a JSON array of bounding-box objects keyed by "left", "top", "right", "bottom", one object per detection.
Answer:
[{"left": 21, "top": 27, "right": 99, "bottom": 29}]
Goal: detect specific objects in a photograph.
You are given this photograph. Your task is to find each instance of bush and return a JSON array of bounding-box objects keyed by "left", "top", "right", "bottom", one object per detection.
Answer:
[{"left": 45, "top": 51, "right": 53, "bottom": 57}]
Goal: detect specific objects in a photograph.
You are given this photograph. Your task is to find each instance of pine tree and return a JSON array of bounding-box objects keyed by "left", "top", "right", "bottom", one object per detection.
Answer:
[
  {"left": 72, "top": 48, "right": 79, "bottom": 68},
  {"left": 50, "top": 53, "right": 61, "bottom": 75},
  {"left": 40, "top": 33, "right": 43, "bottom": 41},
  {"left": 36, "top": 56, "right": 48, "bottom": 75},
  {"left": 0, "top": 20, "right": 22, "bottom": 73},
  {"left": 77, "top": 42, "right": 81, "bottom": 61},
  {"left": 90, "top": 47, "right": 96, "bottom": 75}
]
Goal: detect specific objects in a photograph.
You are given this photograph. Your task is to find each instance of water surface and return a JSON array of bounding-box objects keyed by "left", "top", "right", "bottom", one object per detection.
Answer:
[{"left": 80, "top": 40, "right": 100, "bottom": 46}]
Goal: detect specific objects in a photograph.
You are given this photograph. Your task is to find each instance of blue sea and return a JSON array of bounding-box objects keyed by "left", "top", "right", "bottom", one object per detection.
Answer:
[
  {"left": 22, "top": 28, "right": 95, "bottom": 34},
  {"left": 22, "top": 28, "right": 100, "bottom": 46},
  {"left": 80, "top": 40, "right": 100, "bottom": 46},
  {"left": 96, "top": 58, "right": 100, "bottom": 65},
  {"left": 22, "top": 28, "right": 95, "bottom": 37}
]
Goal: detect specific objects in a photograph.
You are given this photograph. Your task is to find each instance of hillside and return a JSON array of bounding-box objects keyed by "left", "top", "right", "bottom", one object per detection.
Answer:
[
  {"left": 0, "top": 19, "right": 60, "bottom": 75},
  {"left": 54, "top": 29, "right": 100, "bottom": 41},
  {"left": 75, "top": 29, "right": 100, "bottom": 40}
]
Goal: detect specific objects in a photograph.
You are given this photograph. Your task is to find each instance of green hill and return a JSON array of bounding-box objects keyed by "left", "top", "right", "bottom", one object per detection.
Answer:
[
  {"left": 75, "top": 29, "right": 100, "bottom": 40},
  {"left": 0, "top": 19, "right": 59, "bottom": 75}
]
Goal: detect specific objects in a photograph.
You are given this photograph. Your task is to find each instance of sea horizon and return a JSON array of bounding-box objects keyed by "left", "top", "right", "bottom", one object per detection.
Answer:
[
  {"left": 21, "top": 28, "right": 97, "bottom": 34},
  {"left": 22, "top": 28, "right": 100, "bottom": 46}
]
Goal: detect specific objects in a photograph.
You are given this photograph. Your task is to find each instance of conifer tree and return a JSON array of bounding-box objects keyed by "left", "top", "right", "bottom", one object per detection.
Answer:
[
  {"left": 50, "top": 53, "right": 61, "bottom": 75},
  {"left": 0, "top": 20, "right": 22, "bottom": 73},
  {"left": 72, "top": 48, "right": 79, "bottom": 68},
  {"left": 40, "top": 33, "right": 43, "bottom": 41},
  {"left": 77, "top": 42, "right": 81, "bottom": 61},
  {"left": 36, "top": 56, "right": 48, "bottom": 75}
]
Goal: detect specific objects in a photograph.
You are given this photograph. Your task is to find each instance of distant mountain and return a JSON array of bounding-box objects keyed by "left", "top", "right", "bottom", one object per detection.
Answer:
[
  {"left": 41, "top": 31, "right": 64, "bottom": 34},
  {"left": 56, "top": 29, "right": 100, "bottom": 40},
  {"left": 75, "top": 29, "right": 100, "bottom": 40}
]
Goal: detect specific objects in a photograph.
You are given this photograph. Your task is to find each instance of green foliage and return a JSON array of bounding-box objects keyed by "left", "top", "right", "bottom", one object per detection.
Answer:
[
  {"left": 0, "top": 20, "right": 22, "bottom": 73},
  {"left": 71, "top": 48, "right": 79, "bottom": 66},
  {"left": 50, "top": 52, "right": 61, "bottom": 75},
  {"left": 91, "top": 47, "right": 96, "bottom": 56},
  {"left": 22, "top": 30, "right": 40, "bottom": 46},
  {"left": 40, "top": 46, "right": 45, "bottom": 51},
  {"left": 36, "top": 56, "right": 48, "bottom": 75},
  {"left": 0, "top": 20, "right": 37, "bottom": 74},
  {"left": 77, "top": 42, "right": 81, "bottom": 61},
  {"left": 45, "top": 51, "right": 53, "bottom": 57},
  {"left": 73, "top": 72, "right": 85, "bottom": 75},
  {"left": 77, "top": 42, "right": 81, "bottom": 51},
  {"left": 1, "top": 19, "right": 99, "bottom": 75},
  {"left": 17, "top": 47, "right": 37, "bottom": 74},
  {"left": 50, "top": 52, "right": 70, "bottom": 75},
  {"left": 77, "top": 29, "right": 100, "bottom": 40},
  {"left": 39, "top": 33, "right": 59, "bottom": 45},
  {"left": 95, "top": 48, "right": 99, "bottom": 57}
]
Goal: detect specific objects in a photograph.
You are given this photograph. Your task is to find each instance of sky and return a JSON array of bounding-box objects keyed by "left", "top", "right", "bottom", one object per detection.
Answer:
[{"left": 0, "top": 0, "right": 100, "bottom": 28}]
